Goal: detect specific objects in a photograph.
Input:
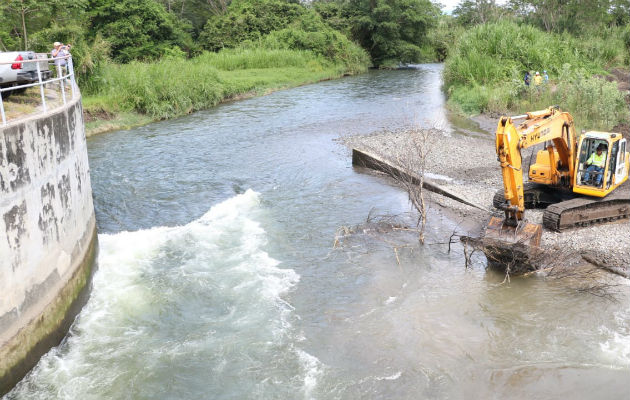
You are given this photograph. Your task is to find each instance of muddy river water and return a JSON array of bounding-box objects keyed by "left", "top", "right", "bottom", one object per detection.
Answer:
[{"left": 6, "top": 64, "right": 630, "bottom": 399}]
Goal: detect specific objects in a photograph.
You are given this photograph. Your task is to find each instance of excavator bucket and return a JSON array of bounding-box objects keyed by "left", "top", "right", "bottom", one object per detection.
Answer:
[{"left": 484, "top": 216, "right": 542, "bottom": 247}]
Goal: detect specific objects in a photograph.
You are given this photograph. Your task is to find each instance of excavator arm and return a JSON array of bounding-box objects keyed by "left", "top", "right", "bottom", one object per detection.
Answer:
[
  {"left": 487, "top": 107, "right": 576, "bottom": 246},
  {"left": 495, "top": 107, "right": 575, "bottom": 225}
]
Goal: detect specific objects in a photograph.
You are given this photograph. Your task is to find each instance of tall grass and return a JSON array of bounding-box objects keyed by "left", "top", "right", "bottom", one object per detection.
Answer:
[
  {"left": 200, "top": 48, "right": 322, "bottom": 70},
  {"left": 85, "top": 47, "right": 367, "bottom": 121},
  {"left": 444, "top": 21, "right": 629, "bottom": 130}
]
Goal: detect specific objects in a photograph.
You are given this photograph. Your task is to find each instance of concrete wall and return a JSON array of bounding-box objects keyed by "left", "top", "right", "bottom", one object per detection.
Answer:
[{"left": 0, "top": 97, "right": 97, "bottom": 394}]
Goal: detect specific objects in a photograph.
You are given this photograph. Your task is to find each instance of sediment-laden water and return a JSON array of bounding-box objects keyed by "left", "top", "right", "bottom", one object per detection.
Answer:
[{"left": 6, "top": 65, "right": 629, "bottom": 400}]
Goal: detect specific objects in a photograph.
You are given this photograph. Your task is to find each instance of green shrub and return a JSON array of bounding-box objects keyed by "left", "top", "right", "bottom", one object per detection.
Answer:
[
  {"left": 199, "top": 0, "right": 307, "bottom": 51},
  {"left": 444, "top": 21, "right": 629, "bottom": 129},
  {"left": 554, "top": 69, "right": 628, "bottom": 130},
  {"left": 89, "top": 0, "right": 195, "bottom": 63},
  {"left": 95, "top": 58, "right": 224, "bottom": 118},
  {"left": 444, "top": 21, "right": 626, "bottom": 89},
  {"left": 448, "top": 85, "right": 489, "bottom": 115},
  {"left": 262, "top": 25, "right": 369, "bottom": 73},
  {"left": 199, "top": 0, "right": 368, "bottom": 72},
  {"left": 87, "top": 47, "right": 360, "bottom": 120}
]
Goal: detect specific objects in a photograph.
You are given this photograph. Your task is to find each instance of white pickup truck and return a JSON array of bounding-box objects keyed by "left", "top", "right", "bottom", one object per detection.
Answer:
[{"left": 0, "top": 51, "right": 51, "bottom": 94}]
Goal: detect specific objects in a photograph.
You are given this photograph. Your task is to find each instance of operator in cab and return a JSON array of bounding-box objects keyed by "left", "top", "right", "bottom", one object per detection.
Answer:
[{"left": 583, "top": 143, "right": 606, "bottom": 186}]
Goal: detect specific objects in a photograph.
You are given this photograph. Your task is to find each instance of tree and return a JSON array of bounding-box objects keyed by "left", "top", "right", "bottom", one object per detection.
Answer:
[
  {"left": 199, "top": 0, "right": 306, "bottom": 51},
  {"left": 156, "top": 0, "right": 232, "bottom": 35},
  {"left": 1, "top": 0, "right": 88, "bottom": 50},
  {"left": 2, "top": 0, "right": 46, "bottom": 49},
  {"left": 507, "top": 0, "right": 627, "bottom": 33},
  {"left": 453, "top": 0, "right": 504, "bottom": 26},
  {"left": 88, "top": 0, "right": 194, "bottom": 62},
  {"left": 346, "top": 0, "right": 440, "bottom": 65},
  {"left": 609, "top": 0, "right": 630, "bottom": 26}
]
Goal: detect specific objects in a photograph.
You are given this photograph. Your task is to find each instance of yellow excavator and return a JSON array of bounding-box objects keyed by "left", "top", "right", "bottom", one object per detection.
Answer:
[{"left": 486, "top": 106, "right": 630, "bottom": 246}]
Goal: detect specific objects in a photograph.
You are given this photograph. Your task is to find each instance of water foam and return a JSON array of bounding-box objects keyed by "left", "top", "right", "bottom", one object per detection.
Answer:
[
  {"left": 296, "top": 349, "right": 324, "bottom": 399},
  {"left": 599, "top": 307, "right": 630, "bottom": 366},
  {"left": 7, "top": 190, "right": 305, "bottom": 399}
]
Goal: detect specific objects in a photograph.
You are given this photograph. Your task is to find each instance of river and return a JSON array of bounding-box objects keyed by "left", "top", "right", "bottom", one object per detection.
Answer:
[{"left": 6, "top": 64, "right": 630, "bottom": 399}]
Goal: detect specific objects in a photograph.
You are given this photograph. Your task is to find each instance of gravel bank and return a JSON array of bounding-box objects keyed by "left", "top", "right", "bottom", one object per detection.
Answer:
[{"left": 341, "top": 117, "right": 630, "bottom": 273}]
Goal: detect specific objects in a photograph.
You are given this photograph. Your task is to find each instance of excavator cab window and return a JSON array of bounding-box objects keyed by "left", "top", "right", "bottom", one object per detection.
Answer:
[
  {"left": 577, "top": 139, "right": 608, "bottom": 187},
  {"left": 607, "top": 141, "right": 619, "bottom": 188}
]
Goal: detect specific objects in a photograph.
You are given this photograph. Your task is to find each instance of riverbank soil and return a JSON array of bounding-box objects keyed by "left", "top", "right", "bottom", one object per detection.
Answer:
[{"left": 342, "top": 119, "right": 630, "bottom": 276}]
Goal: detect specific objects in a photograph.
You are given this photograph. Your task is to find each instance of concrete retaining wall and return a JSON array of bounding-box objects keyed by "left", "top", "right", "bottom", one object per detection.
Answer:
[{"left": 0, "top": 97, "right": 97, "bottom": 394}]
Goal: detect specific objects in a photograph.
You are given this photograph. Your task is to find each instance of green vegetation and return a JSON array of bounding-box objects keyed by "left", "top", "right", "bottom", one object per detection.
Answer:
[
  {"left": 313, "top": 0, "right": 440, "bottom": 66},
  {"left": 1, "top": 0, "right": 628, "bottom": 134},
  {"left": 198, "top": 0, "right": 369, "bottom": 72},
  {"left": 1, "top": 0, "right": 376, "bottom": 134},
  {"left": 443, "top": 18, "right": 629, "bottom": 130},
  {"left": 88, "top": 0, "right": 196, "bottom": 63},
  {"left": 83, "top": 47, "right": 361, "bottom": 133},
  {"left": 85, "top": 48, "right": 352, "bottom": 118}
]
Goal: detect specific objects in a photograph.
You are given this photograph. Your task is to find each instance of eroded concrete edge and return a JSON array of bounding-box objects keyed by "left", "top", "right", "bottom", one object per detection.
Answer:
[
  {"left": 352, "top": 148, "right": 489, "bottom": 211},
  {"left": 0, "top": 215, "right": 97, "bottom": 395}
]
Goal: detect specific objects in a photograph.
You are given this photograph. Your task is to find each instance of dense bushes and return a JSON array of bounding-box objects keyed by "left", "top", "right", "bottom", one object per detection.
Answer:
[
  {"left": 198, "top": 0, "right": 369, "bottom": 72},
  {"left": 260, "top": 13, "right": 369, "bottom": 74},
  {"left": 444, "top": 21, "right": 629, "bottom": 130},
  {"left": 88, "top": 0, "right": 195, "bottom": 62},
  {"left": 444, "top": 21, "right": 626, "bottom": 88},
  {"left": 87, "top": 48, "right": 359, "bottom": 119},
  {"left": 199, "top": 0, "right": 306, "bottom": 51},
  {"left": 313, "top": 0, "right": 440, "bottom": 66}
]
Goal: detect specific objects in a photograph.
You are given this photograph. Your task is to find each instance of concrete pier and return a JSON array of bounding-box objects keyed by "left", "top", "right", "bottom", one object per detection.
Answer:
[{"left": 0, "top": 96, "right": 97, "bottom": 395}]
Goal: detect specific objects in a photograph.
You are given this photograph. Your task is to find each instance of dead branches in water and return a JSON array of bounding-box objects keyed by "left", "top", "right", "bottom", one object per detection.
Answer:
[
  {"left": 462, "top": 234, "right": 623, "bottom": 300},
  {"left": 333, "top": 211, "right": 418, "bottom": 248},
  {"left": 357, "top": 126, "right": 440, "bottom": 243}
]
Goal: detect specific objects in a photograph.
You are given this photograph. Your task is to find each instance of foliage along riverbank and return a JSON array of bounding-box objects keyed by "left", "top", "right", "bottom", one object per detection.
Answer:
[
  {"left": 443, "top": 20, "right": 630, "bottom": 132},
  {"left": 82, "top": 47, "right": 368, "bottom": 136},
  {"left": 4, "top": 0, "right": 629, "bottom": 135}
]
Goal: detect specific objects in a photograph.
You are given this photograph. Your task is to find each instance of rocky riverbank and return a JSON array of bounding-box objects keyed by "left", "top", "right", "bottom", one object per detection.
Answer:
[{"left": 341, "top": 117, "right": 629, "bottom": 275}]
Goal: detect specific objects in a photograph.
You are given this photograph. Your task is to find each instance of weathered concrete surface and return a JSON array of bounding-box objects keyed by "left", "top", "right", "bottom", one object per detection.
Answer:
[
  {"left": 0, "top": 96, "right": 97, "bottom": 395},
  {"left": 352, "top": 148, "right": 490, "bottom": 212}
]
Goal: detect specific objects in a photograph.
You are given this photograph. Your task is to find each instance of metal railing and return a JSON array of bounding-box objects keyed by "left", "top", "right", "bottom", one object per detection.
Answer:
[{"left": 0, "top": 53, "right": 78, "bottom": 126}]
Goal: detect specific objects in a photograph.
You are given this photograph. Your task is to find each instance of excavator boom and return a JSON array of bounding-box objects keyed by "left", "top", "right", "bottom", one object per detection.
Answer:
[{"left": 486, "top": 106, "right": 576, "bottom": 246}]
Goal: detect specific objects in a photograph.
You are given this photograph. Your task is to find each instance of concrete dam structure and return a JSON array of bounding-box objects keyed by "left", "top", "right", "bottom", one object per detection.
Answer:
[{"left": 0, "top": 95, "right": 97, "bottom": 394}]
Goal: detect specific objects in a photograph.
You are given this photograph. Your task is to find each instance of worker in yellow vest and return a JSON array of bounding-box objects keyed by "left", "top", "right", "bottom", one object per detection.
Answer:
[{"left": 583, "top": 143, "right": 607, "bottom": 186}]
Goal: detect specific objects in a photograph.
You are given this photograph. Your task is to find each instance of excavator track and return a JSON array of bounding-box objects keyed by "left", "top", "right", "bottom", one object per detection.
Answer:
[
  {"left": 492, "top": 182, "right": 568, "bottom": 210},
  {"left": 543, "top": 182, "right": 630, "bottom": 231},
  {"left": 493, "top": 181, "right": 630, "bottom": 232}
]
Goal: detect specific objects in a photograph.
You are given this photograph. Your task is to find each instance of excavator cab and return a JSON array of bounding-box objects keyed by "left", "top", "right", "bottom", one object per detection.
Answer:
[{"left": 574, "top": 132, "right": 628, "bottom": 197}]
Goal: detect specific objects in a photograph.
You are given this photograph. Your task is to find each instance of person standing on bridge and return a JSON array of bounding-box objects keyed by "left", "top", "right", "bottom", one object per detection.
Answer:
[
  {"left": 583, "top": 143, "right": 607, "bottom": 186},
  {"left": 51, "top": 42, "right": 71, "bottom": 78}
]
